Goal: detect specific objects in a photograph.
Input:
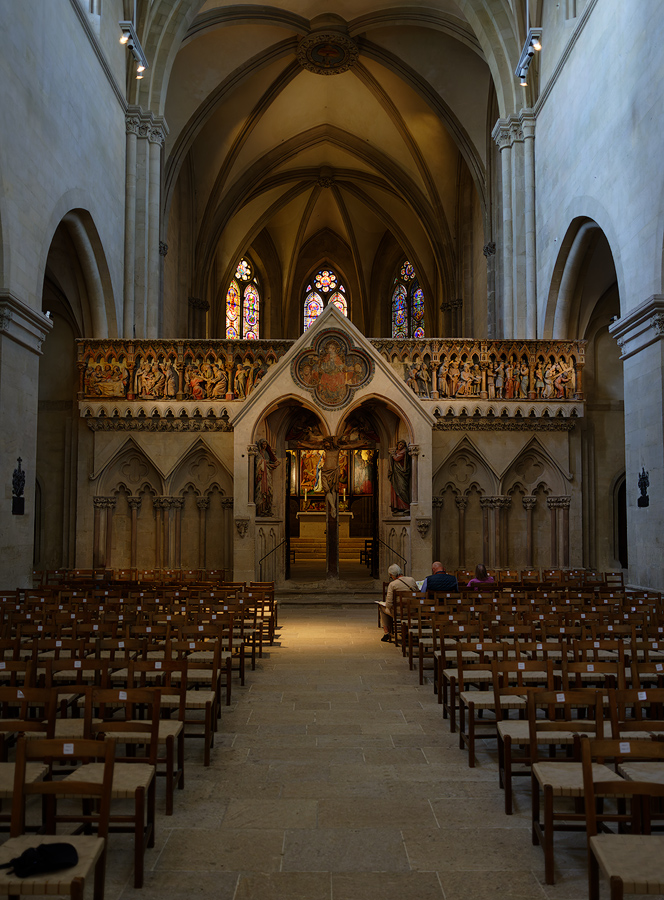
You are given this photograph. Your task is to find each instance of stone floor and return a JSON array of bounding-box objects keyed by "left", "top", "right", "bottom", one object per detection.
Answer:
[{"left": 18, "top": 605, "right": 662, "bottom": 899}]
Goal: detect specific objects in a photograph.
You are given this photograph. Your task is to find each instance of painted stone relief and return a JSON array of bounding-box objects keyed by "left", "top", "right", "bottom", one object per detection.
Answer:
[
  {"left": 78, "top": 341, "right": 290, "bottom": 402},
  {"left": 292, "top": 330, "right": 374, "bottom": 409}
]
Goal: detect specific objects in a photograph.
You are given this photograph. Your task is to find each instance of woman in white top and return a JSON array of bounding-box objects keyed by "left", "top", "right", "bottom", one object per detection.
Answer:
[{"left": 381, "top": 564, "right": 417, "bottom": 642}]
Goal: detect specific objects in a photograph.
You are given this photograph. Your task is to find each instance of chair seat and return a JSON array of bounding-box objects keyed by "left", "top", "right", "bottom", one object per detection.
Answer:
[
  {"left": 460, "top": 691, "right": 526, "bottom": 710},
  {"left": 113, "top": 720, "right": 183, "bottom": 745},
  {"left": 590, "top": 834, "right": 664, "bottom": 892},
  {"left": 0, "top": 762, "right": 48, "bottom": 798},
  {"left": 0, "top": 833, "right": 105, "bottom": 893},
  {"left": 63, "top": 762, "right": 155, "bottom": 798},
  {"left": 532, "top": 761, "right": 623, "bottom": 796},
  {"left": 161, "top": 690, "right": 216, "bottom": 709},
  {"left": 618, "top": 761, "right": 664, "bottom": 784},
  {"left": 498, "top": 720, "right": 594, "bottom": 745}
]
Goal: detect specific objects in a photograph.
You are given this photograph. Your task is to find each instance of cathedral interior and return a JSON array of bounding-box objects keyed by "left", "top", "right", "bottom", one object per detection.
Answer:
[{"left": 1, "top": 0, "right": 662, "bottom": 591}]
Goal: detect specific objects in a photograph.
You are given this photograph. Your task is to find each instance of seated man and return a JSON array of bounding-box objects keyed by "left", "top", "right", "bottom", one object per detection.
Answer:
[{"left": 421, "top": 561, "right": 459, "bottom": 594}]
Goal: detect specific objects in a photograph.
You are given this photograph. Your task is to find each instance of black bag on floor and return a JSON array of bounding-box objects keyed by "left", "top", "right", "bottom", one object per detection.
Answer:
[{"left": 0, "top": 843, "right": 78, "bottom": 878}]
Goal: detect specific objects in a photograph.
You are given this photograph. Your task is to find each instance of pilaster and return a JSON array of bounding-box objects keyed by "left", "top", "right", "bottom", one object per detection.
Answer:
[
  {"left": 0, "top": 293, "right": 53, "bottom": 587},
  {"left": 610, "top": 296, "right": 664, "bottom": 588}
]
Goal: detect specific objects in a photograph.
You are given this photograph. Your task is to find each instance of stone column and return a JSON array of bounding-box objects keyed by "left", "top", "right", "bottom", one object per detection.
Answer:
[
  {"left": 496, "top": 496, "right": 512, "bottom": 567},
  {"left": 128, "top": 497, "right": 141, "bottom": 569},
  {"left": 521, "top": 109, "right": 537, "bottom": 339},
  {"left": 104, "top": 497, "right": 116, "bottom": 569},
  {"left": 197, "top": 496, "right": 209, "bottom": 570},
  {"left": 247, "top": 444, "right": 258, "bottom": 505},
  {"left": 92, "top": 497, "right": 105, "bottom": 568},
  {"left": 146, "top": 120, "right": 167, "bottom": 338},
  {"left": 455, "top": 495, "right": 468, "bottom": 568},
  {"left": 559, "top": 496, "right": 571, "bottom": 567},
  {"left": 432, "top": 496, "right": 444, "bottom": 561},
  {"left": 522, "top": 496, "right": 537, "bottom": 568},
  {"left": 547, "top": 496, "right": 559, "bottom": 567},
  {"left": 221, "top": 498, "right": 234, "bottom": 580},
  {"left": 480, "top": 497, "right": 492, "bottom": 565},
  {"left": 123, "top": 108, "right": 140, "bottom": 338},
  {"left": 509, "top": 116, "right": 526, "bottom": 339},
  {"left": 408, "top": 444, "right": 420, "bottom": 505},
  {"left": 171, "top": 498, "right": 184, "bottom": 569},
  {"left": 162, "top": 497, "right": 172, "bottom": 568},
  {"left": 483, "top": 243, "right": 497, "bottom": 338},
  {"left": 492, "top": 119, "right": 514, "bottom": 339}
]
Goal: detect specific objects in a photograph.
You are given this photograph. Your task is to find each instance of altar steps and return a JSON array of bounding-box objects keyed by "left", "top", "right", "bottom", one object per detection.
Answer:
[{"left": 290, "top": 537, "right": 369, "bottom": 563}]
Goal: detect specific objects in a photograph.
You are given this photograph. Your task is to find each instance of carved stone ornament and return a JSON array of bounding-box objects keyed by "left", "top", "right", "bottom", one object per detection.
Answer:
[
  {"left": 416, "top": 517, "right": 431, "bottom": 538},
  {"left": 292, "top": 328, "right": 374, "bottom": 410},
  {"left": 483, "top": 242, "right": 497, "bottom": 258},
  {"left": 159, "top": 241, "right": 168, "bottom": 257},
  {"left": 235, "top": 518, "right": 250, "bottom": 538},
  {"left": 652, "top": 314, "right": 664, "bottom": 336},
  {"left": 297, "top": 31, "right": 359, "bottom": 75},
  {"left": 638, "top": 467, "right": 650, "bottom": 507},
  {"left": 522, "top": 496, "right": 537, "bottom": 511},
  {"left": 12, "top": 457, "right": 25, "bottom": 498}
]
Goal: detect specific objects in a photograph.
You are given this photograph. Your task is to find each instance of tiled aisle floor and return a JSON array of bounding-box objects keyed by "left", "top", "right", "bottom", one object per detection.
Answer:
[{"left": 101, "top": 606, "right": 660, "bottom": 899}]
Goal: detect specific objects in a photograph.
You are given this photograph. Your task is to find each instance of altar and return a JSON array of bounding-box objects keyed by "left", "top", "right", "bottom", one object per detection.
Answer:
[{"left": 296, "top": 511, "right": 354, "bottom": 539}]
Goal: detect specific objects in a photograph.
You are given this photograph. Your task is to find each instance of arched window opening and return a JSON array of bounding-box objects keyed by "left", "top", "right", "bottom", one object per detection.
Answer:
[
  {"left": 226, "top": 257, "right": 260, "bottom": 339},
  {"left": 303, "top": 267, "right": 347, "bottom": 331},
  {"left": 391, "top": 260, "right": 425, "bottom": 338}
]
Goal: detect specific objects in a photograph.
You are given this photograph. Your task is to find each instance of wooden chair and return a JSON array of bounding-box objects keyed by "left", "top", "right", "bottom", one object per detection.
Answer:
[
  {"left": 0, "top": 737, "right": 115, "bottom": 900},
  {"left": 62, "top": 688, "right": 160, "bottom": 888},
  {"left": 128, "top": 658, "right": 185, "bottom": 815},
  {"left": 530, "top": 690, "right": 624, "bottom": 884},
  {"left": 494, "top": 659, "right": 555, "bottom": 814},
  {"left": 581, "top": 736, "right": 664, "bottom": 900},
  {"left": 608, "top": 687, "right": 664, "bottom": 740},
  {"left": 168, "top": 639, "right": 220, "bottom": 765}
]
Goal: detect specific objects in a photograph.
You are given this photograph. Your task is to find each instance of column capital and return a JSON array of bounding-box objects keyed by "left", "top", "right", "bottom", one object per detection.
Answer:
[
  {"left": 432, "top": 497, "right": 444, "bottom": 509},
  {"left": 522, "top": 496, "right": 537, "bottom": 510},
  {"left": 247, "top": 444, "right": 258, "bottom": 457},
  {"left": 235, "top": 517, "right": 250, "bottom": 538},
  {"left": 0, "top": 292, "right": 53, "bottom": 355},
  {"left": 196, "top": 496, "right": 210, "bottom": 511},
  {"left": 520, "top": 107, "right": 536, "bottom": 140},
  {"left": 128, "top": 497, "right": 142, "bottom": 511},
  {"left": 508, "top": 114, "right": 524, "bottom": 143},
  {"left": 491, "top": 118, "right": 512, "bottom": 151},
  {"left": 407, "top": 444, "right": 420, "bottom": 457},
  {"left": 455, "top": 495, "right": 468, "bottom": 511},
  {"left": 609, "top": 295, "right": 664, "bottom": 360},
  {"left": 483, "top": 242, "right": 496, "bottom": 258},
  {"left": 221, "top": 497, "right": 234, "bottom": 510},
  {"left": 416, "top": 517, "right": 431, "bottom": 538},
  {"left": 547, "top": 495, "right": 571, "bottom": 509}
]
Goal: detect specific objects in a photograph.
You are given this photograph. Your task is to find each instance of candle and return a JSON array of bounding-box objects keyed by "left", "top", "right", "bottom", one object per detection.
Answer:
[{"left": 304, "top": 488, "right": 308, "bottom": 503}]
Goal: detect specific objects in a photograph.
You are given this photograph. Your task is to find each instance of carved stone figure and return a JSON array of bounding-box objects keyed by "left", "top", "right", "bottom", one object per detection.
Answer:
[
  {"left": 388, "top": 440, "right": 411, "bottom": 514},
  {"left": 437, "top": 361, "right": 449, "bottom": 396},
  {"left": 255, "top": 438, "right": 280, "bottom": 517}
]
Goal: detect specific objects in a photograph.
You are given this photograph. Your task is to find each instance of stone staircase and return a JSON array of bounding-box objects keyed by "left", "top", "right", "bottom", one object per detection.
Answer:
[{"left": 290, "top": 536, "right": 368, "bottom": 564}]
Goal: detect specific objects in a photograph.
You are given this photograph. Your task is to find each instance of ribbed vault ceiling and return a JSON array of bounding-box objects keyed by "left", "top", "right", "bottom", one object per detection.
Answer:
[{"left": 160, "top": 3, "right": 496, "bottom": 335}]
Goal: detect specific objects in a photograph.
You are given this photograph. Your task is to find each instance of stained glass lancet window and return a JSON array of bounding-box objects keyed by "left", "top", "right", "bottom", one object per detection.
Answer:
[
  {"left": 226, "top": 257, "right": 260, "bottom": 339},
  {"left": 391, "top": 259, "right": 425, "bottom": 338},
  {"left": 303, "top": 267, "right": 347, "bottom": 330}
]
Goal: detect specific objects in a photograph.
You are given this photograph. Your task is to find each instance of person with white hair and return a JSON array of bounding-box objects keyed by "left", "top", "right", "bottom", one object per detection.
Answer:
[{"left": 380, "top": 564, "right": 417, "bottom": 642}]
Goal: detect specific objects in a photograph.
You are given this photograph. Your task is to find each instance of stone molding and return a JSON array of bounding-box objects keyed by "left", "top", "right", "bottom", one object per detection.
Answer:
[
  {"left": 0, "top": 292, "right": 53, "bottom": 355},
  {"left": 86, "top": 411, "right": 233, "bottom": 432},
  {"left": 547, "top": 496, "right": 571, "bottom": 509},
  {"left": 434, "top": 418, "right": 576, "bottom": 431},
  {"left": 609, "top": 295, "right": 664, "bottom": 360}
]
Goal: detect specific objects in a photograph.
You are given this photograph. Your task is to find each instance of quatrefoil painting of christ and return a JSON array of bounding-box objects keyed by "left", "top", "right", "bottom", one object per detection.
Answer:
[{"left": 292, "top": 330, "right": 374, "bottom": 410}]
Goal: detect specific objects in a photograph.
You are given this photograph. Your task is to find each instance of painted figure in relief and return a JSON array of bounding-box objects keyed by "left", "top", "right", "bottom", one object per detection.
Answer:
[
  {"left": 534, "top": 364, "right": 545, "bottom": 398},
  {"left": 437, "top": 361, "right": 449, "bottom": 396},
  {"left": 456, "top": 362, "right": 471, "bottom": 396},
  {"left": 406, "top": 363, "right": 419, "bottom": 395},
  {"left": 255, "top": 439, "right": 280, "bottom": 517},
  {"left": 471, "top": 364, "right": 482, "bottom": 396},
  {"left": 388, "top": 440, "right": 411, "bottom": 514},
  {"left": 486, "top": 366, "right": 496, "bottom": 399},
  {"left": 494, "top": 361, "right": 505, "bottom": 398},
  {"left": 448, "top": 359, "right": 460, "bottom": 396},
  {"left": 163, "top": 361, "right": 178, "bottom": 398},
  {"left": 543, "top": 362, "right": 555, "bottom": 399},
  {"left": 209, "top": 364, "right": 228, "bottom": 398},
  {"left": 554, "top": 362, "right": 575, "bottom": 398},
  {"left": 520, "top": 363, "right": 530, "bottom": 399}
]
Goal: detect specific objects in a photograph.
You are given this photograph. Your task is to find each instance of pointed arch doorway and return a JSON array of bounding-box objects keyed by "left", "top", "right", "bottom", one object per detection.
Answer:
[{"left": 284, "top": 408, "right": 380, "bottom": 583}]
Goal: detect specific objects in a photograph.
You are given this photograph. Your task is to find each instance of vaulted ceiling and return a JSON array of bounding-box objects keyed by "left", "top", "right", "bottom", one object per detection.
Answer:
[{"left": 151, "top": 2, "right": 520, "bottom": 337}]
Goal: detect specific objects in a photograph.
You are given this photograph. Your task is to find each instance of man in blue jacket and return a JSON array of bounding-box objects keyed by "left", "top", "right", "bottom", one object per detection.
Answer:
[{"left": 422, "top": 561, "right": 459, "bottom": 594}]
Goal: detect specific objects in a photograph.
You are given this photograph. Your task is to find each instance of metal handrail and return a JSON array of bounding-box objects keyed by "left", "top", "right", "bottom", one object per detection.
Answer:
[
  {"left": 367, "top": 536, "right": 408, "bottom": 574},
  {"left": 259, "top": 539, "right": 287, "bottom": 581}
]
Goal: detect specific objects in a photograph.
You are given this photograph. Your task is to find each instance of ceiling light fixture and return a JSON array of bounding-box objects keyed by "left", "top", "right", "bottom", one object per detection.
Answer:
[{"left": 515, "top": 28, "right": 542, "bottom": 85}]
